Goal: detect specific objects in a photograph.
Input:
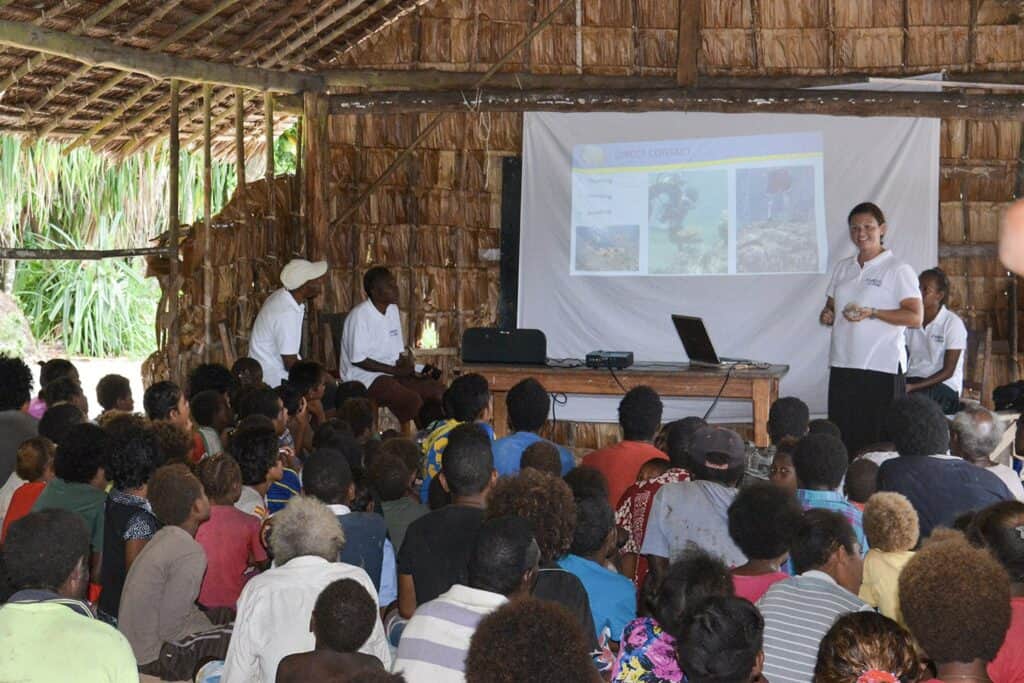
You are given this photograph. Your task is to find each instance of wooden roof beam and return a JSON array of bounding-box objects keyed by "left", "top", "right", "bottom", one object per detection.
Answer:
[
  {"left": 113, "top": 0, "right": 371, "bottom": 155},
  {"left": 318, "top": 68, "right": 678, "bottom": 91},
  {"left": 13, "top": 0, "right": 186, "bottom": 127},
  {"left": 313, "top": 86, "right": 1024, "bottom": 120},
  {"left": 41, "top": 0, "right": 244, "bottom": 145},
  {"left": 0, "top": 20, "right": 322, "bottom": 92}
]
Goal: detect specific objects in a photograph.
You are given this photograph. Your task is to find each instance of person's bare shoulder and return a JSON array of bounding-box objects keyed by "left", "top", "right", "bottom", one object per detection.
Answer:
[{"left": 275, "top": 651, "right": 383, "bottom": 683}]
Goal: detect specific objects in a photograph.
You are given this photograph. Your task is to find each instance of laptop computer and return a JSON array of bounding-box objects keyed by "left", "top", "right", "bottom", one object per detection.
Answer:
[{"left": 671, "top": 314, "right": 740, "bottom": 367}]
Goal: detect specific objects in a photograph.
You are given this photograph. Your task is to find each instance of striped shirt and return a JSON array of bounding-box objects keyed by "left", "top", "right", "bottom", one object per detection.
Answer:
[
  {"left": 757, "top": 571, "right": 870, "bottom": 683},
  {"left": 393, "top": 584, "right": 507, "bottom": 682}
]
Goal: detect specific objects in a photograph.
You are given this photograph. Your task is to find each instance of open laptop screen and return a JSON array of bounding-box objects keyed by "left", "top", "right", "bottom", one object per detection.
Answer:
[{"left": 672, "top": 315, "right": 721, "bottom": 365}]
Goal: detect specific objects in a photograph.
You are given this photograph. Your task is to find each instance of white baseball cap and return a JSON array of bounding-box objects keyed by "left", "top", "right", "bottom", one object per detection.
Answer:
[{"left": 280, "top": 259, "right": 328, "bottom": 290}]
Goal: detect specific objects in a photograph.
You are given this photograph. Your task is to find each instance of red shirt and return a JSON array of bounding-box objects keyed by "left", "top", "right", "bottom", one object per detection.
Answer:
[
  {"left": 732, "top": 571, "right": 789, "bottom": 604},
  {"left": 582, "top": 441, "right": 668, "bottom": 510},
  {"left": 1, "top": 481, "right": 47, "bottom": 541},
  {"left": 615, "top": 467, "right": 690, "bottom": 590},
  {"left": 989, "top": 596, "right": 1024, "bottom": 683},
  {"left": 195, "top": 504, "right": 268, "bottom": 608}
]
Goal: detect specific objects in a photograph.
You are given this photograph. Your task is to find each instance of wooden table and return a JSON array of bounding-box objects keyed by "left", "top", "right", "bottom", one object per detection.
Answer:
[{"left": 461, "top": 362, "right": 789, "bottom": 447}]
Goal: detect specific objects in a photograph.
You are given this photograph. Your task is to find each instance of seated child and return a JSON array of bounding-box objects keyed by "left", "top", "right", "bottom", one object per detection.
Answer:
[
  {"left": 231, "top": 357, "right": 264, "bottom": 389},
  {"left": 96, "top": 374, "right": 134, "bottom": 417},
  {"left": 149, "top": 420, "right": 195, "bottom": 468},
  {"left": 844, "top": 457, "right": 879, "bottom": 512},
  {"left": 368, "top": 451, "right": 427, "bottom": 553},
  {"left": 118, "top": 464, "right": 232, "bottom": 680},
  {"left": 1, "top": 437, "right": 55, "bottom": 540},
  {"left": 520, "top": 441, "right": 563, "bottom": 477},
  {"left": 196, "top": 454, "right": 269, "bottom": 608},
  {"left": 275, "top": 578, "right": 384, "bottom": 683},
  {"left": 191, "top": 389, "right": 233, "bottom": 457},
  {"left": 858, "top": 492, "right": 918, "bottom": 624},
  {"left": 420, "top": 374, "right": 493, "bottom": 503},
  {"left": 768, "top": 447, "right": 798, "bottom": 496},
  {"left": 557, "top": 496, "right": 635, "bottom": 646},
  {"left": 288, "top": 360, "right": 329, "bottom": 429},
  {"left": 228, "top": 417, "right": 285, "bottom": 521},
  {"left": 728, "top": 483, "right": 803, "bottom": 603},
  {"left": 338, "top": 398, "right": 376, "bottom": 444}
]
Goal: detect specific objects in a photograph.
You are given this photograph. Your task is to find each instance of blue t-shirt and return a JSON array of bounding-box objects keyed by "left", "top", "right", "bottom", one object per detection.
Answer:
[
  {"left": 420, "top": 421, "right": 496, "bottom": 503},
  {"left": 557, "top": 553, "right": 636, "bottom": 643},
  {"left": 492, "top": 431, "right": 576, "bottom": 477}
]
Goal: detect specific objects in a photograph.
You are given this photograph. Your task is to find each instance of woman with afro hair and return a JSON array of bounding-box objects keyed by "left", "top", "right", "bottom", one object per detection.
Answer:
[
  {"left": 485, "top": 468, "right": 598, "bottom": 648},
  {"left": 900, "top": 532, "right": 1011, "bottom": 683}
]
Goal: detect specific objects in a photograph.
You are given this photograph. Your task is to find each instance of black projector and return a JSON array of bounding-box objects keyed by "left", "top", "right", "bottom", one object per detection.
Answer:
[{"left": 585, "top": 350, "right": 634, "bottom": 369}]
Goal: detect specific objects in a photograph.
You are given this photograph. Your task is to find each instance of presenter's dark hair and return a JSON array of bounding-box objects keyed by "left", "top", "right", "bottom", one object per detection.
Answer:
[
  {"left": 848, "top": 202, "right": 885, "bottom": 225},
  {"left": 920, "top": 267, "right": 951, "bottom": 307},
  {"left": 363, "top": 266, "right": 392, "bottom": 297},
  {"left": 619, "top": 385, "right": 663, "bottom": 442},
  {"left": 506, "top": 378, "right": 551, "bottom": 433}
]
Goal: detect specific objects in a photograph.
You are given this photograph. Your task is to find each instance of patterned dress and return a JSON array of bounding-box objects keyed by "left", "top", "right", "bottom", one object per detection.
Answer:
[
  {"left": 615, "top": 468, "right": 691, "bottom": 590},
  {"left": 611, "top": 617, "right": 684, "bottom": 683}
]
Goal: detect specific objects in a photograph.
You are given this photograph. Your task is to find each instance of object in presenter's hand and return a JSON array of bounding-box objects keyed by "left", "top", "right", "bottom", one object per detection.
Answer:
[
  {"left": 843, "top": 302, "right": 871, "bottom": 323},
  {"left": 395, "top": 352, "right": 415, "bottom": 377},
  {"left": 420, "top": 364, "right": 442, "bottom": 381}
]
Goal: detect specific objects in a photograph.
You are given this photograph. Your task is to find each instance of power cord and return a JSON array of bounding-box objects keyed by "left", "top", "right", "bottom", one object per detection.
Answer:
[
  {"left": 702, "top": 365, "right": 735, "bottom": 421},
  {"left": 607, "top": 365, "right": 628, "bottom": 392},
  {"left": 550, "top": 391, "right": 568, "bottom": 426}
]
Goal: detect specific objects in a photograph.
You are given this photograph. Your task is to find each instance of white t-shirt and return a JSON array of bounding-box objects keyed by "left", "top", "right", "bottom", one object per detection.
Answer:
[
  {"left": 905, "top": 305, "right": 968, "bottom": 394},
  {"left": 339, "top": 299, "right": 404, "bottom": 389},
  {"left": 826, "top": 250, "right": 921, "bottom": 373},
  {"left": 248, "top": 288, "right": 304, "bottom": 388},
  {"left": 988, "top": 463, "right": 1024, "bottom": 502}
]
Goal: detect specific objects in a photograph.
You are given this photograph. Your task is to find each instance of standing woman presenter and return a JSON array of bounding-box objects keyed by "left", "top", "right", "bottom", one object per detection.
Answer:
[{"left": 819, "top": 203, "right": 923, "bottom": 455}]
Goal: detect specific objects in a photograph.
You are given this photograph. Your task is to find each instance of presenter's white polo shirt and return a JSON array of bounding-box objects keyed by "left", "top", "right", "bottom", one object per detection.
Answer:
[
  {"left": 905, "top": 305, "right": 968, "bottom": 393},
  {"left": 340, "top": 299, "right": 404, "bottom": 388},
  {"left": 826, "top": 250, "right": 920, "bottom": 374},
  {"left": 248, "top": 288, "right": 304, "bottom": 388}
]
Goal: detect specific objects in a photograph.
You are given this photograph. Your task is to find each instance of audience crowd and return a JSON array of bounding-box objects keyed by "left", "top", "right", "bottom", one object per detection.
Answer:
[{"left": 1, "top": 349, "right": 1024, "bottom": 683}]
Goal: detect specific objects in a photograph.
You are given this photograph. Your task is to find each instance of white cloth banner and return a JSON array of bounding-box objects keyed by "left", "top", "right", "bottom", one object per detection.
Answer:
[{"left": 518, "top": 109, "right": 939, "bottom": 423}]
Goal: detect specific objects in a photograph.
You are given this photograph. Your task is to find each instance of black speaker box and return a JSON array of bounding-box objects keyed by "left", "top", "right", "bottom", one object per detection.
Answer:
[{"left": 461, "top": 328, "right": 547, "bottom": 365}]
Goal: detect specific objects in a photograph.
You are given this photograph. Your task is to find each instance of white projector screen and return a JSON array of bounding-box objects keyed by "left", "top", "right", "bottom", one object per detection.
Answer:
[{"left": 518, "top": 111, "right": 939, "bottom": 422}]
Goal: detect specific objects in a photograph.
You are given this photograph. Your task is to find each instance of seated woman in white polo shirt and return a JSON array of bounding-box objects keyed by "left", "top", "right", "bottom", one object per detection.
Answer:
[
  {"left": 819, "top": 202, "right": 923, "bottom": 455},
  {"left": 905, "top": 267, "right": 967, "bottom": 414}
]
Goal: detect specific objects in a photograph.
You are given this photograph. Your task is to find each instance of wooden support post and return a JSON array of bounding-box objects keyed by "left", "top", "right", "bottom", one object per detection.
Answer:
[
  {"left": 233, "top": 87, "right": 252, "bottom": 352},
  {"left": 168, "top": 79, "right": 181, "bottom": 383},
  {"left": 203, "top": 84, "right": 213, "bottom": 363},
  {"left": 264, "top": 92, "right": 276, "bottom": 259},
  {"left": 303, "top": 91, "right": 329, "bottom": 262},
  {"left": 677, "top": 0, "right": 700, "bottom": 86}
]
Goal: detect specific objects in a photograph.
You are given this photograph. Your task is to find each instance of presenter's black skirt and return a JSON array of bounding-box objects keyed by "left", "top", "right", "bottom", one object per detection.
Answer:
[{"left": 828, "top": 367, "right": 906, "bottom": 457}]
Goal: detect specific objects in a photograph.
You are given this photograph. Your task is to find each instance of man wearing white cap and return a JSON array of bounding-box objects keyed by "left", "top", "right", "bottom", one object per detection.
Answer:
[{"left": 248, "top": 259, "right": 327, "bottom": 388}]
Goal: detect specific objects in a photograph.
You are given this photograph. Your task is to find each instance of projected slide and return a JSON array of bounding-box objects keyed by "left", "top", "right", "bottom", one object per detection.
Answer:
[{"left": 570, "top": 132, "right": 826, "bottom": 276}]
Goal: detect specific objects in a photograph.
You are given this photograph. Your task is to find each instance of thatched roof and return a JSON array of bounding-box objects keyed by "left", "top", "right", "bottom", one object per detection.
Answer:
[{"left": 0, "top": 0, "right": 428, "bottom": 157}]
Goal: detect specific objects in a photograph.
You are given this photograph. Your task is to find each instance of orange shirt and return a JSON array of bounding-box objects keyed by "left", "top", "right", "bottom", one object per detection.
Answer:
[
  {"left": 2, "top": 481, "right": 47, "bottom": 540},
  {"left": 582, "top": 441, "right": 668, "bottom": 508}
]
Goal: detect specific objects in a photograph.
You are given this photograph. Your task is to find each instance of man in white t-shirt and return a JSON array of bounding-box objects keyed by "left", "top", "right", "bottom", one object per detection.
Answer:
[
  {"left": 248, "top": 259, "right": 327, "bottom": 388},
  {"left": 340, "top": 267, "right": 444, "bottom": 429}
]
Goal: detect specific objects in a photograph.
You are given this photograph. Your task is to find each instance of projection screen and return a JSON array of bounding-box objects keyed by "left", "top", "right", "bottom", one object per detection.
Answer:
[{"left": 518, "top": 111, "right": 939, "bottom": 422}]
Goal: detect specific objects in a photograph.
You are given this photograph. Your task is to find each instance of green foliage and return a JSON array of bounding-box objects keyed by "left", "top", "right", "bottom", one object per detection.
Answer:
[
  {"left": 0, "top": 134, "right": 240, "bottom": 358},
  {"left": 14, "top": 223, "right": 160, "bottom": 357},
  {"left": 274, "top": 124, "right": 298, "bottom": 175}
]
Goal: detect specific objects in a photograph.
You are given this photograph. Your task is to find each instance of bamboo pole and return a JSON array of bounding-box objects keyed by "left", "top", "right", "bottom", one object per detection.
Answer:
[
  {"left": 676, "top": 0, "right": 700, "bottom": 86},
  {"left": 203, "top": 84, "right": 213, "bottom": 363},
  {"left": 168, "top": 79, "right": 181, "bottom": 382},
  {"left": 234, "top": 86, "right": 253, "bottom": 344},
  {"left": 0, "top": 247, "right": 174, "bottom": 260},
  {"left": 316, "top": 86, "right": 1024, "bottom": 120},
  {"left": 264, "top": 93, "right": 276, "bottom": 259}
]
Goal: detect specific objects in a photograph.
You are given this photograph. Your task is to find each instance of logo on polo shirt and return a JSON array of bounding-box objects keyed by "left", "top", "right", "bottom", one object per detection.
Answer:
[
  {"left": 863, "top": 277, "right": 883, "bottom": 287},
  {"left": 931, "top": 334, "right": 945, "bottom": 343},
  {"left": 389, "top": 329, "right": 400, "bottom": 337}
]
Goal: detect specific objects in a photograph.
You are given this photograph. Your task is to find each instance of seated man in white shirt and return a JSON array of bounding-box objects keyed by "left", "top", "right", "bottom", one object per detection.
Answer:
[
  {"left": 340, "top": 267, "right": 444, "bottom": 431},
  {"left": 222, "top": 496, "right": 391, "bottom": 683},
  {"left": 249, "top": 259, "right": 327, "bottom": 388}
]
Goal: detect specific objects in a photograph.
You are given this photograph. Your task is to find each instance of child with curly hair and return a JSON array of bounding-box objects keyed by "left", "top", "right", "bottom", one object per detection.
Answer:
[{"left": 859, "top": 492, "right": 919, "bottom": 624}]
